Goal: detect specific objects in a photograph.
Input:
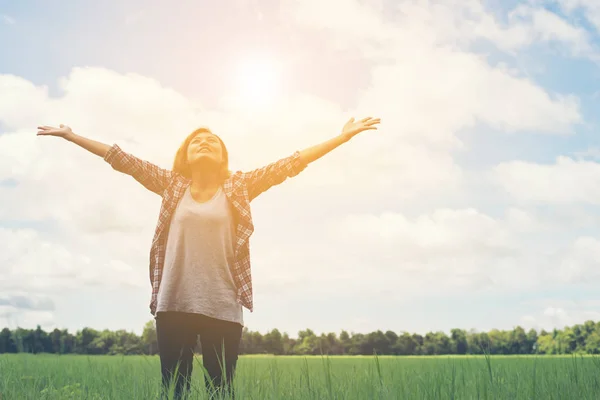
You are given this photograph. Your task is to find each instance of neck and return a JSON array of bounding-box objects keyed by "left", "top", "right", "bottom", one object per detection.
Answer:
[{"left": 190, "top": 169, "right": 220, "bottom": 190}]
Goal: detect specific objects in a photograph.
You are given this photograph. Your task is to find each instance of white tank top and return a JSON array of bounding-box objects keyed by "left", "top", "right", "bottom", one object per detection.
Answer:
[{"left": 156, "top": 186, "right": 243, "bottom": 325}]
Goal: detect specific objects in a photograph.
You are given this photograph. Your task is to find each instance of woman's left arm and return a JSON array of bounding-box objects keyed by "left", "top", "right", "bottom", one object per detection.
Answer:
[
  {"left": 242, "top": 116, "right": 380, "bottom": 200},
  {"left": 298, "top": 117, "right": 380, "bottom": 165}
]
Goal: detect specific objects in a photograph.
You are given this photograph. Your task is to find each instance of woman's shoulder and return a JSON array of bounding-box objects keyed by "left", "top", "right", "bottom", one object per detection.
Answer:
[
  {"left": 223, "top": 171, "right": 248, "bottom": 190},
  {"left": 163, "top": 173, "right": 191, "bottom": 191}
]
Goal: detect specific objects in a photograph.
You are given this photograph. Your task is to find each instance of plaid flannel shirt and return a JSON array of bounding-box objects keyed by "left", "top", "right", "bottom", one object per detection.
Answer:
[{"left": 104, "top": 144, "right": 306, "bottom": 316}]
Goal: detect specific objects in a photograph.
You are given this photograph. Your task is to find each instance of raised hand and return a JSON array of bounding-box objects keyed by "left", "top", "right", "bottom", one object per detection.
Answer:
[
  {"left": 36, "top": 124, "right": 111, "bottom": 158},
  {"left": 37, "top": 124, "right": 74, "bottom": 139},
  {"left": 341, "top": 117, "right": 380, "bottom": 140}
]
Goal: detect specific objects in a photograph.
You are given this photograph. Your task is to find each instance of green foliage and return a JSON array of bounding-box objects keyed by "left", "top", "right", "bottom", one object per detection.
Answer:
[{"left": 5, "top": 320, "right": 600, "bottom": 356}]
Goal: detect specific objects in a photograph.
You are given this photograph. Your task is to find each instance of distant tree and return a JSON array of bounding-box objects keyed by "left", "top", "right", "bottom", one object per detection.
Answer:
[
  {"left": 13, "top": 328, "right": 30, "bottom": 353},
  {"left": 0, "top": 328, "right": 17, "bottom": 353},
  {"left": 526, "top": 329, "right": 538, "bottom": 354},
  {"left": 468, "top": 331, "right": 490, "bottom": 354},
  {"left": 509, "top": 326, "right": 528, "bottom": 354},
  {"left": 324, "top": 332, "right": 343, "bottom": 354},
  {"left": 89, "top": 330, "right": 116, "bottom": 354},
  {"left": 141, "top": 320, "right": 158, "bottom": 355},
  {"left": 263, "top": 329, "right": 284, "bottom": 355},
  {"left": 412, "top": 334, "right": 424, "bottom": 355},
  {"left": 536, "top": 333, "right": 555, "bottom": 354},
  {"left": 586, "top": 331, "right": 600, "bottom": 354},
  {"left": 7, "top": 319, "right": 600, "bottom": 356},
  {"left": 282, "top": 333, "right": 295, "bottom": 355},
  {"left": 440, "top": 332, "right": 454, "bottom": 354},
  {"left": 111, "top": 330, "right": 144, "bottom": 355},
  {"left": 60, "top": 329, "right": 76, "bottom": 354},
  {"left": 557, "top": 328, "right": 577, "bottom": 354},
  {"left": 339, "top": 330, "right": 351, "bottom": 354},
  {"left": 294, "top": 329, "right": 319, "bottom": 355},
  {"left": 49, "top": 328, "right": 62, "bottom": 354},
  {"left": 75, "top": 328, "right": 100, "bottom": 354},
  {"left": 488, "top": 329, "right": 509, "bottom": 354},
  {"left": 395, "top": 332, "right": 419, "bottom": 355},
  {"left": 451, "top": 329, "right": 468, "bottom": 355},
  {"left": 422, "top": 332, "right": 438, "bottom": 355},
  {"left": 384, "top": 331, "right": 398, "bottom": 354},
  {"left": 347, "top": 333, "right": 365, "bottom": 355},
  {"left": 364, "top": 330, "right": 392, "bottom": 355},
  {"left": 31, "top": 325, "right": 49, "bottom": 353}
]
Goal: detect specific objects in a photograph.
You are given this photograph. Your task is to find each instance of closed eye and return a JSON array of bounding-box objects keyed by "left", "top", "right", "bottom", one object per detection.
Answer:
[{"left": 192, "top": 137, "right": 217, "bottom": 144}]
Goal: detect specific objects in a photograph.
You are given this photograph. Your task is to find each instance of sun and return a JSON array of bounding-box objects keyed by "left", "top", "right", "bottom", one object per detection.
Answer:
[{"left": 233, "top": 57, "right": 282, "bottom": 109}]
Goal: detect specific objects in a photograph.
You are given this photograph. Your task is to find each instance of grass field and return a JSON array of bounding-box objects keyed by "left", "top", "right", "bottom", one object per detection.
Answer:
[{"left": 2, "top": 353, "right": 600, "bottom": 399}]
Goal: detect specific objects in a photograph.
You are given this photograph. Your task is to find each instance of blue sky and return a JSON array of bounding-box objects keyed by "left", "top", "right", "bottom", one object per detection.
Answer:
[{"left": 2, "top": 0, "right": 600, "bottom": 336}]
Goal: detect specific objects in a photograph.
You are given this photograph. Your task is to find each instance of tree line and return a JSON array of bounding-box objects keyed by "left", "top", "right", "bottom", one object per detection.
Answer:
[{"left": 2, "top": 320, "right": 600, "bottom": 356}]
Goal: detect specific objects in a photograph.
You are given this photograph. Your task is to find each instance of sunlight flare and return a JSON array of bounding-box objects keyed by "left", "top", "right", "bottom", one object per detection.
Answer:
[{"left": 232, "top": 56, "right": 282, "bottom": 109}]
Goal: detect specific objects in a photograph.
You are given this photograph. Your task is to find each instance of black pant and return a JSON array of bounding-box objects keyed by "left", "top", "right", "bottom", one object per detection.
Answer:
[{"left": 155, "top": 311, "right": 243, "bottom": 399}]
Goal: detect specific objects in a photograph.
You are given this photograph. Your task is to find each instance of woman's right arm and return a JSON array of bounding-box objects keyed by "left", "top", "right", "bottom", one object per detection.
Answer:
[{"left": 37, "top": 124, "right": 174, "bottom": 195}]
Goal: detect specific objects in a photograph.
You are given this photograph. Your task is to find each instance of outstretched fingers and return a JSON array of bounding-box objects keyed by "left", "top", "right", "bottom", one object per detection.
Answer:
[
  {"left": 360, "top": 119, "right": 380, "bottom": 130},
  {"left": 36, "top": 126, "right": 57, "bottom": 135}
]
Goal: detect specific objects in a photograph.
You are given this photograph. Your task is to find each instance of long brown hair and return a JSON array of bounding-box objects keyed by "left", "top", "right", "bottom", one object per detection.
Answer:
[{"left": 172, "top": 127, "right": 231, "bottom": 181}]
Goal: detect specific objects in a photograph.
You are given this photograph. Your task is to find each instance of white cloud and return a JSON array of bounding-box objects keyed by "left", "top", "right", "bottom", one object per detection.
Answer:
[
  {"left": 473, "top": 1, "right": 597, "bottom": 59},
  {"left": 521, "top": 303, "right": 600, "bottom": 331},
  {"left": 0, "top": 308, "right": 54, "bottom": 330},
  {"left": 0, "top": 75, "right": 50, "bottom": 129},
  {"left": 304, "top": 208, "right": 552, "bottom": 298},
  {"left": 555, "top": 0, "right": 600, "bottom": 33},
  {"left": 572, "top": 146, "right": 600, "bottom": 160},
  {"left": 359, "top": 48, "right": 580, "bottom": 143},
  {"left": 0, "top": 226, "right": 146, "bottom": 329},
  {"left": 494, "top": 157, "right": 600, "bottom": 204},
  {"left": 554, "top": 236, "right": 600, "bottom": 284},
  {"left": 281, "top": 0, "right": 396, "bottom": 49},
  {"left": 124, "top": 10, "right": 147, "bottom": 25},
  {"left": 283, "top": 0, "right": 582, "bottom": 146},
  {"left": 494, "top": 5, "right": 597, "bottom": 58},
  {"left": 276, "top": 206, "right": 600, "bottom": 304},
  {"left": 0, "top": 294, "right": 55, "bottom": 311},
  {"left": 506, "top": 207, "right": 541, "bottom": 232},
  {"left": 1, "top": 14, "right": 15, "bottom": 25},
  {"left": 287, "top": 0, "right": 600, "bottom": 62}
]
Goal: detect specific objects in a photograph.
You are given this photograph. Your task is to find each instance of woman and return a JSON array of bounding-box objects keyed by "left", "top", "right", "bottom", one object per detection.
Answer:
[{"left": 36, "top": 116, "right": 380, "bottom": 398}]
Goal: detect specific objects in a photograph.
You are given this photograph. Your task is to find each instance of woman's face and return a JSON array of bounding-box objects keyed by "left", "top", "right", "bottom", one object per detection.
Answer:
[{"left": 186, "top": 131, "right": 224, "bottom": 167}]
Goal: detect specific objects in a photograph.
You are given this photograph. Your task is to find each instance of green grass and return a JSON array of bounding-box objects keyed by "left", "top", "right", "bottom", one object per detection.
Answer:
[{"left": 2, "top": 353, "right": 600, "bottom": 399}]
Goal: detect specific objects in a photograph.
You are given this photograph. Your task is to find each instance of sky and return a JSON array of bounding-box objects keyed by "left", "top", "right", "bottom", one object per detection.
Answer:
[{"left": 2, "top": 0, "right": 600, "bottom": 337}]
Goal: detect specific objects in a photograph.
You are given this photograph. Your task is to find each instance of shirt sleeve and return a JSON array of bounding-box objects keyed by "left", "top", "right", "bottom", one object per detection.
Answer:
[
  {"left": 240, "top": 151, "right": 307, "bottom": 201},
  {"left": 104, "top": 144, "right": 175, "bottom": 195}
]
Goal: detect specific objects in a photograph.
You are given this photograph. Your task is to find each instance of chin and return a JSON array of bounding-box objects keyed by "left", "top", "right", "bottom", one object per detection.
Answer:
[{"left": 190, "top": 156, "right": 219, "bottom": 167}]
